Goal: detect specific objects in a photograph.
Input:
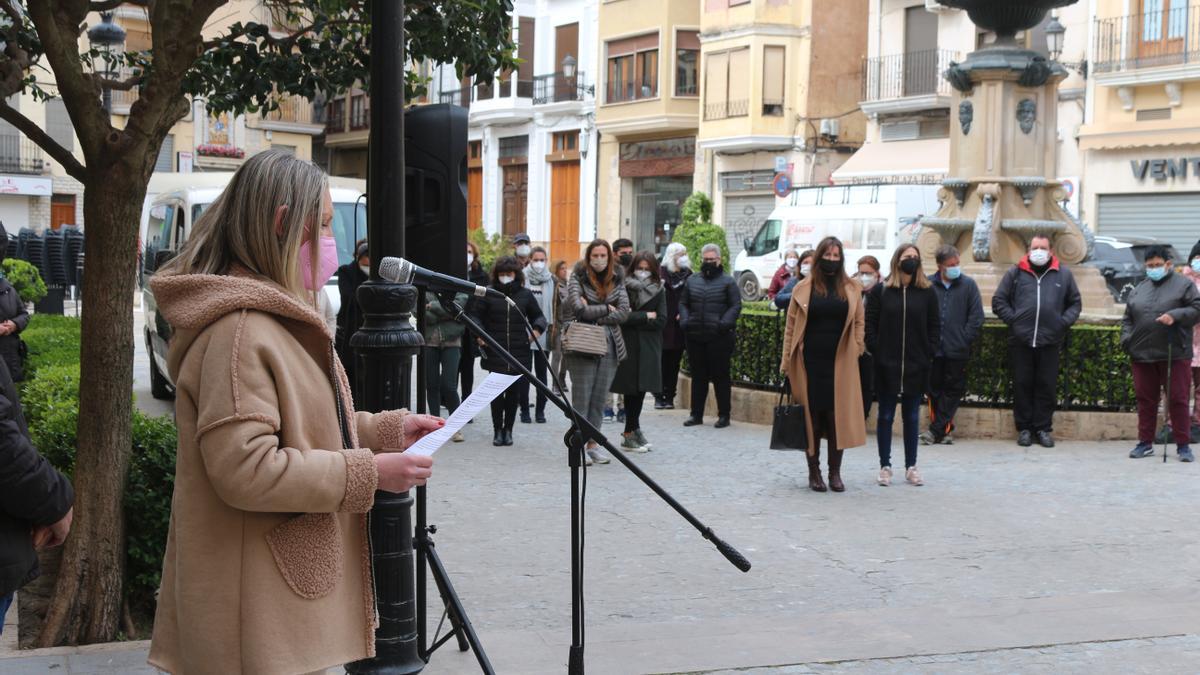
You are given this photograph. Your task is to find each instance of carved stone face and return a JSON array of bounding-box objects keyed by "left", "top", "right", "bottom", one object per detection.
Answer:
[
  {"left": 959, "top": 101, "right": 974, "bottom": 135},
  {"left": 1017, "top": 99, "right": 1036, "bottom": 134}
]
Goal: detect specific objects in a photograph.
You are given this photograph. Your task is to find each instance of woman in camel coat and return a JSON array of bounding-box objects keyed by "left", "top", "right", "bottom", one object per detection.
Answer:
[
  {"left": 780, "top": 236, "right": 866, "bottom": 493},
  {"left": 147, "top": 151, "right": 442, "bottom": 675}
]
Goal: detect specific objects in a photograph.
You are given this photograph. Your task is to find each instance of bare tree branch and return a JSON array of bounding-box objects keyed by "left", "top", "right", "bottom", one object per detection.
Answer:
[
  {"left": 0, "top": 101, "right": 85, "bottom": 180},
  {"left": 0, "top": 0, "right": 22, "bottom": 27}
]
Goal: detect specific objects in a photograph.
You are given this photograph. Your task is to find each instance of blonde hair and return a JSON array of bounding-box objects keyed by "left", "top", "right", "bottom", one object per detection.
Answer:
[
  {"left": 158, "top": 150, "right": 330, "bottom": 300},
  {"left": 885, "top": 243, "right": 931, "bottom": 290}
]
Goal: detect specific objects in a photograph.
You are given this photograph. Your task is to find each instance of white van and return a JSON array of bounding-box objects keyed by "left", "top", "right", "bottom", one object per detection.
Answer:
[
  {"left": 732, "top": 184, "right": 941, "bottom": 300},
  {"left": 141, "top": 176, "right": 367, "bottom": 399}
]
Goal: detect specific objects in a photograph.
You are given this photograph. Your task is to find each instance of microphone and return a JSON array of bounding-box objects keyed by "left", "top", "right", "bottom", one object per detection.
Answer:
[{"left": 378, "top": 256, "right": 507, "bottom": 302}]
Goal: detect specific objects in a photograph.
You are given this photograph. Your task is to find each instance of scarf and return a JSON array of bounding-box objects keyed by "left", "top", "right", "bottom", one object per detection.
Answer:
[
  {"left": 664, "top": 268, "right": 690, "bottom": 290},
  {"left": 525, "top": 264, "right": 553, "bottom": 287},
  {"left": 625, "top": 275, "right": 662, "bottom": 309}
]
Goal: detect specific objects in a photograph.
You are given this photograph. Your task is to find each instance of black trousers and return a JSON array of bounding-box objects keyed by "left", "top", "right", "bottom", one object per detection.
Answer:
[
  {"left": 1010, "top": 342, "right": 1061, "bottom": 433},
  {"left": 859, "top": 352, "right": 874, "bottom": 418},
  {"left": 928, "top": 357, "right": 968, "bottom": 439},
  {"left": 460, "top": 353, "right": 477, "bottom": 398},
  {"left": 687, "top": 335, "right": 733, "bottom": 418},
  {"left": 519, "top": 350, "right": 549, "bottom": 416},
  {"left": 661, "top": 347, "right": 685, "bottom": 400},
  {"left": 624, "top": 392, "right": 646, "bottom": 433},
  {"left": 489, "top": 379, "right": 522, "bottom": 431}
]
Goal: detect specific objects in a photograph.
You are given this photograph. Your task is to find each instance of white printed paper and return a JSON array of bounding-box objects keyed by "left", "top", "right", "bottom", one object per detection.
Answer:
[{"left": 404, "top": 372, "right": 522, "bottom": 456}]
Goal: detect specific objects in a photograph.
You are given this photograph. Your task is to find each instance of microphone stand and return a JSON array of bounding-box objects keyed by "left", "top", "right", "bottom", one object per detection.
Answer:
[{"left": 436, "top": 290, "right": 751, "bottom": 675}]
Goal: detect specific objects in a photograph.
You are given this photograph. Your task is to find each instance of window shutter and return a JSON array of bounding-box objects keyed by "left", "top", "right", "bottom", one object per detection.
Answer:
[
  {"left": 705, "top": 51, "right": 729, "bottom": 107},
  {"left": 763, "top": 46, "right": 785, "bottom": 103},
  {"left": 728, "top": 48, "right": 750, "bottom": 104}
]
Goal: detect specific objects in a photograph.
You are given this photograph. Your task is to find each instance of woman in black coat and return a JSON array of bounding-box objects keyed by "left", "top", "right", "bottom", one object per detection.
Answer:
[
  {"left": 468, "top": 255, "right": 547, "bottom": 447},
  {"left": 335, "top": 240, "right": 369, "bottom": 401},
  {"left": 657, "top": 242, "right": 691, "bottom": 409},
  {"left": 460, "top": 240, "right": 491, "bottom": 398},
  {"left": 0, "top": 274, "right": 29, "bottom": 382},
  {"left": 612, "top": 251, "right": 667, "bottom": 452},
  {"left": 865, "top": 243, "right": 939, "bottom": 488}
]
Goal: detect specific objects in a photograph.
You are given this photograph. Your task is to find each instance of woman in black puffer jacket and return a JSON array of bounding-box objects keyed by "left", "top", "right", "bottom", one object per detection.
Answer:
[
  {"left": 0, "top": 270, "right": 29, "bottom": 381},
  {"left": 469, "top": 255, "right": 547, "bottom": 447}
]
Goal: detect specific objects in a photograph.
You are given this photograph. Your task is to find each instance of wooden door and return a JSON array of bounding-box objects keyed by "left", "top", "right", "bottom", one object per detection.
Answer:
[
  {"left": 1137, "top": 0, "right": 1186, "bottom": 65},
  {"left": 903, "top": 6, "right": 938, "bottom": 96},
  {"left": 50, "top": 195, "right": 75, "bottom": 230},
  {"left": 502, "top": 164, "right": 528, "bottom": 236},
  {"left": 549, "top": 160, "right": 580, "bottom": 264},
  {"left": 467, "top": 168, "right": 483, "bottom": 230}
]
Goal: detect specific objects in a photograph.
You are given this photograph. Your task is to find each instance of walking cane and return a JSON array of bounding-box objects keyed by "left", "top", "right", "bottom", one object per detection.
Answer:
[{"left": 1164, "top": 336, "right": 1172, "bottom": 464}]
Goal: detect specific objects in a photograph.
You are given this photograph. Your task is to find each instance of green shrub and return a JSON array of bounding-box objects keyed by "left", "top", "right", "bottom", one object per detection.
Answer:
[
  {"left": 469, "top": 228, "right": 509, "bottom": 273},
  {"left": 22, "top": 315, "right": 81, "bottom": 379},
  {"left": 688, "top": 308, "right": 1136, "bottom": 412},
  {"left": 2, "top": 258, "right": 47, "bottom": 304},
  {"left": 125, "top": 411, "right": 177, "bottom": 613},
  {"left": 672, "top": 192, "right": 730, "bottom": 269}
]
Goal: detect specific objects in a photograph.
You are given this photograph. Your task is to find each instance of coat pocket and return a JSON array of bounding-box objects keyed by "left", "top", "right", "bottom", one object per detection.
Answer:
[{"left": 265, "top": 513, "right": 343, "bottom": 599}]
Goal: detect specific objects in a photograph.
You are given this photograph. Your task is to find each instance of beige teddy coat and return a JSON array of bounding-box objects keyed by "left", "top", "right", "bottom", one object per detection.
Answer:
[{"left": 147, "top": 271, "right": 409, "bottom": 675}]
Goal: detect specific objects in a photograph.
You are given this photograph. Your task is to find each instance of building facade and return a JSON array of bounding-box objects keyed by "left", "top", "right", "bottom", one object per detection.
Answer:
[
  {"left": 1080, "top": 0, "right": 1200, "bottom": 253},
  {"left": 594, "top": 0, "right": 701, "bottom": 255}
]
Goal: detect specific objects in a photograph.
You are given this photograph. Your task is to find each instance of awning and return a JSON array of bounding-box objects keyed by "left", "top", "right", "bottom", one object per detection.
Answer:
[
  {"left": 1078, "top": 127, "right": 1200, "bottom": 151},
  {"left": 832, "top": 138, "right": 949, "bottom": 182}
]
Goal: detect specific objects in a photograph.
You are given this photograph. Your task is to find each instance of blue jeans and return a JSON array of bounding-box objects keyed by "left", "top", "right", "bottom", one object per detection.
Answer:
[
  {"left": 0, "top": 592, "right": 13, "bottom": 635},
  {"left": 877, "top": 392, "right": 922, "bottom": 469}
]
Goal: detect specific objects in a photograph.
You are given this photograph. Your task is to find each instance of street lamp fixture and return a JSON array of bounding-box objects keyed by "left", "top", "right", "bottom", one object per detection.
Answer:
[
  {"left": 87, "top": 12, "right": 126, "bottom": 113},
  {"left": 561, "top": 54, "right": 594, "bottom": 98},
  {"left": 1043, "top": 14, "right": 1088, "bottom": 79}
]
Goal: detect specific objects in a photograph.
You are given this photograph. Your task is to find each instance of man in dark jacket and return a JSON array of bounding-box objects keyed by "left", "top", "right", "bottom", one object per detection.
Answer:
[
  {"left": 678, "top": 243, "right": 741, "bottom": 428},
  {"left": 0, "top": 358, "right": 73, "bottom": 629},
  {"left": 992, "top": 235, "right": 1083, "bottom": 448},
  {"left": 1121, "top": 245, "right": 1200, "bottom": 461},
  {"left": 336, "top": 239, "right": 369, "bottom": 402},
  {"left": 921, "top": 245, "right": 984, "bottom": 445}
]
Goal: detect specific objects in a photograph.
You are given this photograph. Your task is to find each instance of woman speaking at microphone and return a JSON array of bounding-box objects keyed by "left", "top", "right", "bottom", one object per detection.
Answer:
[{"left": 147, "top": 150, "right": 443, "bottom": 675}]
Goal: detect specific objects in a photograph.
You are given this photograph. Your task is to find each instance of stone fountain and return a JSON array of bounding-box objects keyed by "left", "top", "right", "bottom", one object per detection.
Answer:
[{"left": 916, "top": 0, "right": 1116, "bottom": 313}]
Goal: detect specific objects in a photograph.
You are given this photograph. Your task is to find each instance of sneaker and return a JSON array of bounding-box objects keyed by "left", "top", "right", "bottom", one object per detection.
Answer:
[
  {"left": 1017, "top": 430, "right": 1033, "bottom": 447},
  {"left": 1179, "top": 445, "right": 1195, "bottom": 463},
  {"left": 1036, "top": 431, "right": 1055, "bottom": 448},
  {"left": 586, "top": 447, "right": 611, "bottom": 464},
  {"left": 603, "top": 407, "right": 614, "bottom": 422},
  {"left": 1128, "top": 442, "right": 1155, "bottom": 459},
  {"left": 918, "top": 430, "right": 938, "bottom": 446},
  {"left": 633, "top": 429, "right": 653, "bottom": 450},
  {"left": 653, "top": 397, "right": 667, "bottom": 410},
  {"left": 905, "top": 466, "right": 924, "bottom": 486},
  {"left": 877, "top": 466, "right": 892, "bottom": 487},
  {"left": 662, "top": 399, "right": 675, "bottom": 410},
  {"left": 583, "top": 450, "right": 593, "bottom": 466},
  {"left": 941, "top": 433, "right": 955, "bottom": 445},
  {"left": 451, "top": 431, "right": 465, "bottom": 443},
  {"left": 616, "top": 407, "right": 626, "bottom": 423},
  {"left": 620, "top": 434, "right": 649, "bottom": 453}
]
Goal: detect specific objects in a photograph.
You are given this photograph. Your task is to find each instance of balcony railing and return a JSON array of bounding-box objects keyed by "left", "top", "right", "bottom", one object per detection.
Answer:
[
  {"left": 704, "top": 98, "right": 749, "bottom": 121},
  {"left": 263, "top": 96, "right": 319, "bottom": 125},
  {"left": 439, "top": 87, "right": 472, "bottom": 107},
  {"left": 533, "top": 72, "right": 585, "bottom": 104},
  {"left": 1095, "top": 5, "right": 1200, "bottom": 73},
  {"left": 473, "top": 77, "right": 533, "bottom": 102},
  {"left": 861, "top": 49, "right": 958, "bottom": 102},
  {"left": 607, "top": 82, "right": 657, "bottom": 104},
  {"left": 0, "top": 135, "right": 44, "bottom": 175}
]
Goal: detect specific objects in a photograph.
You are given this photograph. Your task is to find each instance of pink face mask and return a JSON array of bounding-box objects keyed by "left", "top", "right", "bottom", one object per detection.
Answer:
[{"left": 299, "top": 236, "right": 339, "bottom": 291}]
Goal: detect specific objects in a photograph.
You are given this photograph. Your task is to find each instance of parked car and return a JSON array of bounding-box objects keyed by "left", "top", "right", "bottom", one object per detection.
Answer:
[
  {"left": 1085, "top": 235, "right": 1182, "bottom": 304},
  {"left": 140, "top": 176, "right": 366, "bottom": 399},
  {"left": 732, "top": 184, "right": 940, "bottom": 300}
]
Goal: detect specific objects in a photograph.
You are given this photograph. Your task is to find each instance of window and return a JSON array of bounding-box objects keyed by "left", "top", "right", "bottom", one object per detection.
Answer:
[
  {"left": 676, "top": 31, "right": 699, "bottom": 96},
  {"left": 704, "top": 48, "right": 750, "bottom": 120},
  {"left": 762, "top": 46, "right": 785, "bottom": 116},
  {"left": 469, "top": 140, "right": 482, "bottom": 160},
  {"left": 349, "top": 94, "right": 369, "bottom": 130},
  {"left": 326, "top": 98, "right": 345, "bottom": 133},
  {"left": 552, "top": 131, "right": 578, "bottom": 152},
  {"left": 46, "top": 99, "right": 74, "bottom": 151},
  {"left": 606, "top": 33, "right": 659, "bottom": 103},
  {"left": 499, "top": 135, "right": 529, "bottom": 159},
  {"left": 748, "top": 219, "right": 781, "bottom": 256}
]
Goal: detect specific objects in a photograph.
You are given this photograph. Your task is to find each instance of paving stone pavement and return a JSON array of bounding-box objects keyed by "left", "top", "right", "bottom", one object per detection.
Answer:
[{"left": 12, "top": 335, "right": 1196, "bottom": 673}]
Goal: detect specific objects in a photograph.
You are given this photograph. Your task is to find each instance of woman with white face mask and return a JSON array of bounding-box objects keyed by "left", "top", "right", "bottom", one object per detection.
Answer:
[
  {"left": 520, "top": 246, "right": 556, "bottom": 423},
  {"left": 611, "top": 251, "right": 667, "bottom": 452},
  {"left": 657, "top": 242, "right": 690, "bottom": 409},
  {"left": 856, "top": 255, "right": 882, "bottom": 418},
  {"left": 767, "top": 248, "right": 802, "bottom": 301}
]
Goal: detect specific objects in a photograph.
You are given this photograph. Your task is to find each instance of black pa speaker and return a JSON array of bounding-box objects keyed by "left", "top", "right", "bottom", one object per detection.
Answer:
[{"left": 404, "top": 103, "right": 468, "bottom": 280}]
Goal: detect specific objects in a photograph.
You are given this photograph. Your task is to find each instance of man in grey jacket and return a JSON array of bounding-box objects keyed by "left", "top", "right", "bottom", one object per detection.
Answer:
[
  {"left": 921, "top": 245, "right": 984, "bottom": 445},
  {"left": 1121, "top": 245, "right": 1200, "bottom": 461},
  {"left": 992, "top": 235, "right": 1083, "bottom": 448}
]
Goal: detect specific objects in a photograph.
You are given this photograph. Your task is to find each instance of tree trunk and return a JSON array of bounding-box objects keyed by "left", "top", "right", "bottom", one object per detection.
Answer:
[{"left": 37, "top": 168, "right": 146, "bottom": 646}]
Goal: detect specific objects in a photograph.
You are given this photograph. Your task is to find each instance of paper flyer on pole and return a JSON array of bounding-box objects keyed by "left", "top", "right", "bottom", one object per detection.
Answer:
[{"left": 404, "top": 372, "right": 522, "bottom": 456}]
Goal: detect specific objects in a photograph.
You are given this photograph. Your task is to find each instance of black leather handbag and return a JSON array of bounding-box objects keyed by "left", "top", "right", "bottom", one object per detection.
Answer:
[{"left": 770, "top": 378, "right": 808, "bottom": 451}]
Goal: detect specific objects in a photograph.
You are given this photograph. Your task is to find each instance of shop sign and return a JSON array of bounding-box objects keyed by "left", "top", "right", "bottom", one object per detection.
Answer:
[
  {"left": 619, "top": 137, "right": 695, "bottom": 162},
  {"left": 1130, "top": 157, "right": 1200, "bottom": 181},
  {"left": 0, "top": 175, "right": 51, "bottom": 196}
]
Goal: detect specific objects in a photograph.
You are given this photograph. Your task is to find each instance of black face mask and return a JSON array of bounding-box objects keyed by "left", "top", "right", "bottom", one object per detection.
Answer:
[
  {"left": 618, "top": 253, "right": 633, "bottom": 266},
  {"left": 701, "top": 261, "right": 721, "bottom": 278},
  {"left": 819, "top": 258, "right": 841, "bottom": 276},
  {"left": 899, "top": 258, "right": 920, "bottom": 275}
]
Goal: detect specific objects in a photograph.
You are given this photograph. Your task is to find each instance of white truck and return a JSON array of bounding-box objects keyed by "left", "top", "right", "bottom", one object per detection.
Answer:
[{"left": 732, "top": 184, "right": 942, "bottom": 300}]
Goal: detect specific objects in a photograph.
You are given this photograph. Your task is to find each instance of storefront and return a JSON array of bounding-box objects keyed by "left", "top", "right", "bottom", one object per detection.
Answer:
[
  {"left": 0, "top": 175, "right": 51, "bottom": 234},
  {"left": 1084, "top": 144, "right": 1200, "bottom": 254},
  {"left": 619, "top": 136, "right": 695, "bottom": 254}
]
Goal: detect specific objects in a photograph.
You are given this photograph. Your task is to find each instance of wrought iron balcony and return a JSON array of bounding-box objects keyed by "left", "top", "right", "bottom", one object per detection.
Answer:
[
  {"left": 861, "top": 49, "right": 958, "bottom": 102},
  {"left": 1095, "top": 5, "right": 1200, "bottom": 74},
  {"left": 0, "top": 135, "right": 45, "bottom": 175},
  {"left": 439, "top": 87, "right": 472, "bottom": 107},
  {"left": 263, "top": 96, "right": 319, "bottom": 126},
  {"left": 704, "top": 98, "right": 749, "bottom": 121},
  {"left": 533, "top": 72, "right": 587, "bottom": 104}
]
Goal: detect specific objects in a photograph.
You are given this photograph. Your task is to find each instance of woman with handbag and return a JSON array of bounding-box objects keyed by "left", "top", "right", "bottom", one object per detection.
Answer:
[
  {"left": 469, "top": 256, "right": 548, "bottom": 447},
  {"left": 779, "top": 236, "right": 866, "bottom": 493},
  {"left": 562, "top": 240, "right": 631, "bottom": 466},
  {"left": 865, "top": 243, "right": 940, "bottom": 487},
  {"left": 611, "top": 251, "right": 667, "bottom": 453}
]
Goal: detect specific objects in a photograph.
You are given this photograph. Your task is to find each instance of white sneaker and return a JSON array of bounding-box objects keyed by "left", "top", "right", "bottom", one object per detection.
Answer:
[
  {"left": 586, "top": 447, "right": 611, "bottom": 464},
  {"left": 906, "top": 466, "right": 924, "bottom": 486},
  {"left": 877, "top": 466, "right": 892, "bottom": 487}
]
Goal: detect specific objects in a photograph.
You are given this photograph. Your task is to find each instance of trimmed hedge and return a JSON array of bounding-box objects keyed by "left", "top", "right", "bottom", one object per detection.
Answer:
[
  {"left": 21, "top": 315, "right": 177, "bottom": 617},
  {"left": 692, "top": 308, "right": 1136, "bottom": 413}
]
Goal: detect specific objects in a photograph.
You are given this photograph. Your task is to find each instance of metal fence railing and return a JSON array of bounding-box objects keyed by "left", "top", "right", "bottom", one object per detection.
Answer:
[
  {"left": 861, "top": 48, "right": 958, "bottom": 101},
  {"left": 0, "top": 135, "right": 44, "bottom": 175},
  {"left": 1094, "top": 5, "right": 1200, "bottom": 73},
  {"left": 703, "top": 98, "right": 749, "bottom": 121},
  {"left": 533, "top": 73, "right": 585, "bottom": 105}
]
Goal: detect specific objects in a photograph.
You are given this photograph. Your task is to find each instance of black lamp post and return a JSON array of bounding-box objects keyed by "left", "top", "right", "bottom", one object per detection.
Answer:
[
  {"left": 345, "top": 0, "right": 426, "bottom": 673},
  {"left": 86, "top": 12, "right": 126, "bottom": 113}
]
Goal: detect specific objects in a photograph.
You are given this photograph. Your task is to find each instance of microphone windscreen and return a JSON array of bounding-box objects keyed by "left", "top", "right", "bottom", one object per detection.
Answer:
[{"left": 378, "top": 256, "right": 411, "bottom": 284}]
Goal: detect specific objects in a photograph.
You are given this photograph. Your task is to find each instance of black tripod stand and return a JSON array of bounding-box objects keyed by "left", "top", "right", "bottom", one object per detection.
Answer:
[
  {"left": 437, "top": 290, "right": 751, "bottom": 675},
  {"left": 413, "top": 289, "right": 495, "bottom": 674}
]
